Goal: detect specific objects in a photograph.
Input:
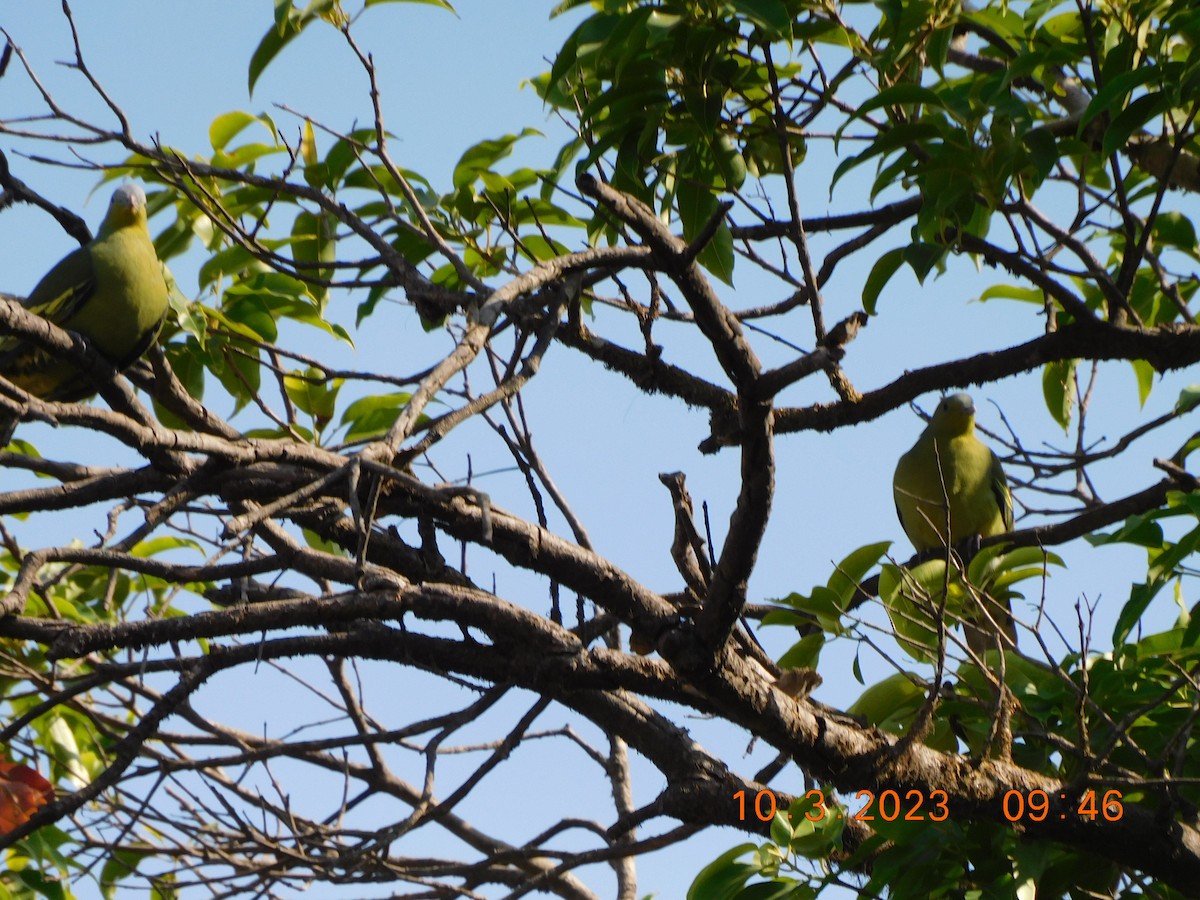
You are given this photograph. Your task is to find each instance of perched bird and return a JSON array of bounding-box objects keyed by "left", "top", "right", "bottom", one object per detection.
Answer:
[
  {"left": 0, "top": 184, "right": 168, "bottom": 434},
  {"left": 893, "top": 393, "right": 1015, "bottom": 651}
]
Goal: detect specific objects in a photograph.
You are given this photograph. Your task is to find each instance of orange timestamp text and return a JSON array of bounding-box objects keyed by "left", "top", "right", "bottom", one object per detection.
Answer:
[
  {"left": 1002, "top": 789, "right": 1123, "bottom": 822},
  {"left": 734, "top": 787, "right": 1126, "bottom": 826},
  {"left": 735, "top": 788, "right": 951, "bottom": 823}
]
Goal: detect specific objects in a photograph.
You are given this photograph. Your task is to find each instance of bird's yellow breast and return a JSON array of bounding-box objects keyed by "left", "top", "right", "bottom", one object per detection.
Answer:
[
  {"left": 69, "top": 225, "right": 168, "bottom": 363},
  {"left": 893, "top": 432, "right": 1006, "bottom": 551}
]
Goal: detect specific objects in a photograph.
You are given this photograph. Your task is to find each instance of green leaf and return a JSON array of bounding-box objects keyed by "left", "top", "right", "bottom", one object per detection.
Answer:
[
  {"left": 248, "top": 1, "right": 308, "bottom": 96},
  {"left": 831, "top": 122, "right": 943, "bottom": 188},
  {"left": 1085, "top": 509, "right": 1165, "bottom": 549},
  {"left": 550, "top": 0, "right": 593, "bottom": 16},
  {"left": 1042, "top": 359, "right": 1076, "bottom": 430},
  {"left": 1148, "top": 524, "right": 1200, "bottom": 584},
  {"left": 904, "top": 242, "right": 945, "bottom": 282},
  {"left": 827, "top": 541, "right": 890, "bottom": 608},
  {"left": 880, "top": 560, "right": 952, "bottom": 663},
  {"left": 220, "top": 294, "right": 278, "bottom": 343},
  {"left": 284, "top": 367, "right": 341, "bottom": 431},
  {"left": 697, "top": 222, "right": 735, "bottom": 285},
  {"left": 1102, "top": 91, "right": 1167, "bottom": 157},
  {"left": 300, "top": 118, "right": 319, "bottom": 174},
  {"left": 1022, "top": 126, "right": 1058, "bottom": 183},
  {"left": 1113, "top": 525, "right": 1200, "bottom": 645},
  {"left": 9, "top": 824, "right": 78, "bottom": 871},
  {"left": 1152, "top": 211, "right": 1198, "bottom": 253},
  {"left": 787, "top": 795, "right": 845, "bottom": 858},
  {"left": 972, "top": 545, "right": 1063, "bottom": 597},
  {"left": 511, "top": 197, "right": 585, "bottom": 229},
  {"left": 517, "top": 234, "right": 573, "bottom": 262},
  {"left": 302, "top": 527, "right": 348, "bottom": 557},
  {"left": 775, "top": 585, "right": 845, "bottom": 634},
  {"left": 760, "top": 607, "right": 812, "bottom": 628},
  {"left": 848, "top": 672, "right": 924, "bottom": 729},
  {"left": 776, "top": 632, "right": 824, "bottom": 670},
  {"left": 209, "top": 111, "right": 276, "bottom": 151},
  {"left": 712, "top": 133, "right": 748, "bottom": 191},
  {"left": 978, "top": 283, "right": 1045, "bottom": 304},
  {"left": 154, "top": 340, "right": 207, "bottom": 429},
  {"left": 1176, "top": 384, "right": 1200, "bottom": 413},
  {"left": 1114, "top": 581, "right": 1157, "bottom": 647},
  {"left": 678, "top": 176, "right": 718, "bottom": 238},
  {"left": 212, "top": 338, "right": 262, "bottom": 415},
  {"left": 132, "top": 536, "right": 205, "bottom": 558},
  {"left": 854, "top": 83, "right": 947, "bottom": 118},
  {"left": 732, "top": 0, "right": 792, "bottom": 39},
  {"left": 1131, "top": 359, "right": 1155, "bottom": 406},
  {"left": 769, "top": 808, "right": 794, "bottom": 846},
  {"left": 226, "top": 269, "right": 308, "bottom": 303},
  {"left": 198, "top": 244, "right": 258, "bottom": 290},
  {"left": 687, "top": 843, "right": 759, "bottom": 900},
  {"left": 862, "top": 247, "right": 905, "bottom": 315},
  {"left": 46, "top": 714, "right": 92, "bottom": 786},
  {"left": 366, "top": 0, "right": 455, "bottom": 9},
  {"left": 356, "top": 283, "right": 392, "bottom": 327},
  {"left": 101, "top": 850, "right": 152, "bottom": 900},
  {"left": 291, "top": 210, "right": 336, "bottom": 307},
  {"left": 269, "top": 297, "right": 354, "bottom": 346},
  {"left": 452, "top": 129, "right": 541, "bottom": 190},
  {"left": 150, "top": 871, "right": 179, "bottom": 900},
  {"left": 1079, "top": 66, "right": 1162, "bottom": 131},
  {"left": 12, "top": 867, "right": 69, "bottom": 900},
  {"left": 340, "top": 392, "right": 415, "bottom": 443}
]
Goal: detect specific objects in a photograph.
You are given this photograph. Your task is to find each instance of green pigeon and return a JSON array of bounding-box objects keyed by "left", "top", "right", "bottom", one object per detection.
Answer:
[
  {"left": 0, "top": 184, "right": 168, "bottom": 433},
  {"left": 893, "top": 393, "right": 1015, "bottom": 651}
]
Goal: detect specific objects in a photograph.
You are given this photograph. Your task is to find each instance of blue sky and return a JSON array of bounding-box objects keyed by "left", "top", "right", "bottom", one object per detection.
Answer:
[{"left": 2, "top": 1, "right": 1199, "bottom": 896}]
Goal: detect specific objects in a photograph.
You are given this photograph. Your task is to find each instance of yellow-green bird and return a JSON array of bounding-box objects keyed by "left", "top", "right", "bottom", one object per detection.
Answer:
[
  {"left": 0, "top": 184, "right": 168, "bottom": 420},
  {"left": 893, "top": 393, "right": 1015, "bottom": 651}
]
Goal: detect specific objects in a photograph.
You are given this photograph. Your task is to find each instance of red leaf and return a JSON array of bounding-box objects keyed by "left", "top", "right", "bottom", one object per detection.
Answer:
[{"left": 0, "top": 761, "right": 53, "bottom": 833}]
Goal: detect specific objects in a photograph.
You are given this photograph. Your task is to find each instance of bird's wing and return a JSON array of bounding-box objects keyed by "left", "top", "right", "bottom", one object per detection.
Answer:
[
  {"left": 22, "top": 245, "right": 99, "bottom": 325},
  {"left": 0, "top": 246, "right": 98, "bottom": 393},
  {"left": 989, "top": 449, "right": 1013, "bottom": 532}
]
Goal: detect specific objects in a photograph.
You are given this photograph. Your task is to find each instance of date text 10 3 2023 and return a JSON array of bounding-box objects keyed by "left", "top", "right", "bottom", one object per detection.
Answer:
[{"left": 734, "top": 787, "right": 1124, "bottom": 825}]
